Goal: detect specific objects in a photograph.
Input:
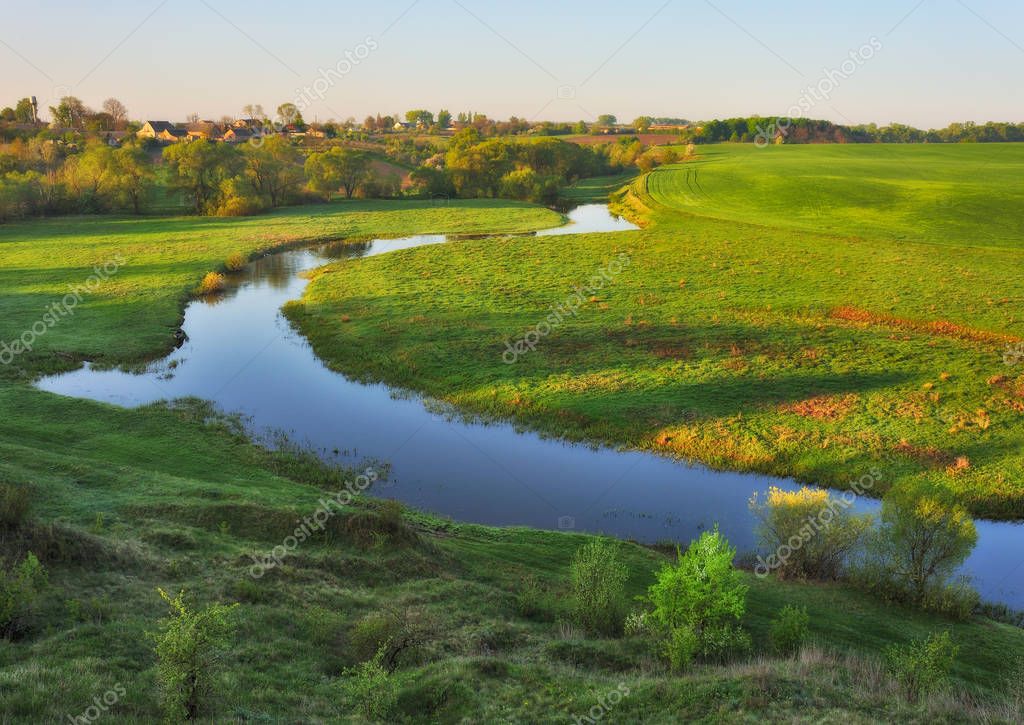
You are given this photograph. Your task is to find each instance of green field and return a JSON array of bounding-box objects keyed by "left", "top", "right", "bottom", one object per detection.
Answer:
[
  {"left": 288, "top": 145, "right": 1024, "bottom": 518},
  {"left": 1, "top": 168, "right": 1023, "bottom": 721}
]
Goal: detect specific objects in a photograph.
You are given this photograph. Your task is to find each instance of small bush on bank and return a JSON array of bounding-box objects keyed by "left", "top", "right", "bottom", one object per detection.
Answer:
[
  {"left": 224, "top": 252, "right": 247, "bottom": 272},
  {"left": 569, "top": 538, "right": 629, "bottom": 636},
  {"left": 646, "top": 527, "right": 749, "bottom": 670},
  {"left": 514, "top": 575, "right": 561, "bottom": 621},
  {"left": 340, "top": 644, "right": 398, "bottom": 721},
  {"left": 769, "top": 604, "right": 810, "bottom": 655},
  {"left": 885, "top": 630, "right": 958, "bottom": 700},
  {"left": 0, "top": 552, "right": 47, "bottom": 639},
  {"left": 150, "top": 588, "right": 237, "bottom": 721},
  {"left": 196, "top": 272, "right": 226, "bottom": 295}
]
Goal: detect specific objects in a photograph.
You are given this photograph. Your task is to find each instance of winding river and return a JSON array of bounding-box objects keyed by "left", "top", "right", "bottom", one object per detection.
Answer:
[{"left": 36, "top": 204, "right": 1024, "bottom": 609}]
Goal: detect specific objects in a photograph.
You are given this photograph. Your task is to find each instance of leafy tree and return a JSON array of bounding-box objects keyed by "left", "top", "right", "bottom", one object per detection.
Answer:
[
  {"left": 49, "top": 96, "right": 90, "bottom": 129},
  {"left": 569, "top": 538, "right": 629, "bottom": 635},
  {"left": 633, "top": 116, "right": 653, "bottom": 132},
  {"left": 304, "top": 146, "right": 370, "bottom": 199},
  {"left": 0, "top": 107, "right": 14, "bottom": 122},
  {"left": 277, "top": 103, "right": 304, "bottom": 127},
  {"left": 163, "top": 141, "right": 245, "bottom": 213},
  {"left": 646, "top": 527, "right": 748, "bottom": 668},
  {"left": 596, "top": 114, "right": 618, "bottom": 127},
  {"left": 109, "top": 142, "right": 155, "bottom": 214},
  {"left": 436, "top": 109, "right": 452, "bottom": 128},
  {"left": 243, "top": 136, "right": 303, "bottom": 206},
  {"left": 62, "top": 140, "right": 113, "bottom": 211},
  {"left": 870, "top": 483, "right": 977, "bottom": 606},
  {"left": 404, "top": 109, "right": 434, "bottom": 127},
  {"left": 14, "top": 98, "right": 35, "bottom": 123},
  {"left": 150, "top": 589, "right": 237, "bottom": 721}
]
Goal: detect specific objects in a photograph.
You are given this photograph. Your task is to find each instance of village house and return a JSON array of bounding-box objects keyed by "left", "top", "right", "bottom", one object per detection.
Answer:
[
  {"left": 222, "top": 126, "right": 255, "bottom": 143},
  {"left": 186, "top": 120, "right": 223, "bottom": 141},
  {"left": 136, "top": 120, "right": 187, "bottom": 142}
]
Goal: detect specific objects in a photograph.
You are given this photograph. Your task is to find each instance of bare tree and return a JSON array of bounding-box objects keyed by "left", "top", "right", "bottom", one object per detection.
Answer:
[{"left": 102, "top": 98, "right": 128, "bottom": 130}]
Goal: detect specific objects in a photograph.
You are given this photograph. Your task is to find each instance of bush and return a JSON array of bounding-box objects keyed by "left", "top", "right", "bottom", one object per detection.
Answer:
[
  {"left": 514, "top": 576, "right": 561, "bottom": 621},
  {"left": 699, "top": 622, "right": 752, "bottom": 664},
  {"left": 0, "top": 482, "right": 30, "bottom": 530},
  {"left": 885, "top": 631, "right": 958, "bottom": 700},
  {"left": 196, "top": 272, "right": 226, "bottom": 295},
  {"left": 646, "top": 527, "right": 749, "bottom": 668},
  {"left": 340, "top": 644, "right": 398, "bottom": 721},
  {"left": 224, "top": 252, "right": 247, "bottom": 272},
  {"left": 749, "top": 486, "right": 871, "bottom": 580},
  {"left": 769, "top": 604, "right": 810, "bottom": 655},
  {"left": 868, "top": 483, "right": 977, "bottom": 607},
  {"left": 664, "top": 623, "right": 700, "bottom": 672},
  {"left": 569, "top": 539, "right": 629, "bottom": 636},
  {"left": 349, "top": 607, "right": 433, "bottom": 671},
  {"left": 0, "top": 552, "right": 47, "bottom": 639},
  {"left": 150, "top": 588, "right": 238, "bottom": 721}
]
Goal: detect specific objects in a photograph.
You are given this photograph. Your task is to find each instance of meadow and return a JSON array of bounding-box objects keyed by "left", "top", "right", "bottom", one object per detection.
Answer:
[
  {"left": 288, "top": 144, "right": 1024, "bottom": 518},
  {"left": 0, "top": 164, "right": 1023, "bottom": 721}
]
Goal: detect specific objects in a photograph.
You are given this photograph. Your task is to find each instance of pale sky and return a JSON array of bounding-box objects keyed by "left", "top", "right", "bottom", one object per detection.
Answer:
[{"left": 1, "top": 0, "right": 1021, "bottom": 128}]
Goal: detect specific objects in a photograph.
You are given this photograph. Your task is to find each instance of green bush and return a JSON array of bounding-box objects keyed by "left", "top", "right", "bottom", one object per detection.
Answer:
[
  {"left": 885, "top": 630, "right": 958, "bottom": 700},
  {"left": 514, "top": 576, "right": 560, "bottom": 621},
  {"left": 0, "top": 482, "right": 30, "bottom": 530},
  {"left": 150, "top": 588, "right": 238, "bottom": 721},
  {"left": 664, "top": 624, "right": 700, "bottom": 672},
  {"left": 340, "top": 643, "right": 398, "bottom": 721},
  {"left": 699, "top": 623, "right": 753, "bottom": 664},
  {"left": 569, "top": 539, "right": 629, "bottom": 636},
  {"left": 769, "top": 604, "right": 810, "bottom": 655},
  {"left": 646, "top": 527, "right": 749, "bottom": 668},
  {"left": 0, "top": 552, "right": 47, "bottom": 639}
]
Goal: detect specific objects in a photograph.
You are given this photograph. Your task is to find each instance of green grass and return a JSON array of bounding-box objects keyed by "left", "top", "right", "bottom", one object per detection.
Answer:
[
  {"left": 560, "top": 172, "right": 637, "bottom": 203},
  {"left": 287, "top": 145, "right": 1024, "bottom": 518},
  {"left": 1, "top": 173, "right": 1022, "bottom": 721}
]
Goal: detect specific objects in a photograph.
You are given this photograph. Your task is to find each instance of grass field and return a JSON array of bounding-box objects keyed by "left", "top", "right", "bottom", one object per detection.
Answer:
[
  {"left": 288, "top": 145, "right": 1024, "bottom": 518},
  {"left": 1, "top": 165, "right": 1023, "bottom": 721}
]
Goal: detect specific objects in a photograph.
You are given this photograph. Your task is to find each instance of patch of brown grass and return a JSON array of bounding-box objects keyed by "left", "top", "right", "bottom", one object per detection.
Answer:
[
  {"left": 829, "top": 306, "right": 1020, "bottom": 344},
  {"left": 782, "top": 394, "right": 858, "bottom": 420},
  {"left": 892, "top": 439, "right": 956, "bottom": 468}
]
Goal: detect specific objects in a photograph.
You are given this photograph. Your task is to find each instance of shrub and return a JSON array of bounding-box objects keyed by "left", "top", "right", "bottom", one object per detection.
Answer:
[
  {"left": 885, "top": 630, "right": 958, "bottom": 700},
  {"left": 568, "top": 538, "right": 629, "bottom": 636},
  {"left": 224, "top": 252, "right": 247, "bottom": 272},
  {"left": 0, "top": 482, "right": 30, "bottom": 530},
  {"left": 349, "top": 607, "right": 433, "bottom": 671},
  {"left": 514, "top": 576, "right": 560, "bottom": 621},
  {"left": 150, "top": 588, "right": 238, "bottom": 721},
  {"left": 0, "top": 552, "right": 47, "bottom": 639},
  {"left": 749, "top": 486, "right": 871, "bottom": 580},
  {"left": 196, "top": 272, "right": 226, "bottom": 295},
  {"left": 646, "top": 528, "right": 750, "bottom": 668},
  {"left": 699, "top": 622, "right": 753, "bottom": 664},
  {"left": 340, "top": 644, "right": 398, "bottom": 721},
  {"left": 869, "top": 483, "right": 977, "bottom": 607},
  {"left": 769, "top": 604, "right": 810, "bottom": 655}
]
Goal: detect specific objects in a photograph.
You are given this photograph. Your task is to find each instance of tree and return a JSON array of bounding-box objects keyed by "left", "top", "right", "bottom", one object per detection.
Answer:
[
  {"left": 14, "top": 98, "right": 35, "bottom": 123},
  {"left": 110, "top": 142, "right": 155, "bottom": 214},
  {"left": 404, "top": 109, "right": 434, "bottom": 127},
  {"left": 596, "top": 114, "right": 618, "bottom": 127},
  {"left": 436, "top": 109, "right": 452, "bottom": 129},
  {"left": 633, "top": 116, "right": 653, "bottom": 132},
  {"left": 0, "top": 107, "right": 14, "bottom": 122},
  {"left": 62, "top": 140, "right": 113, "bottom": 211},
  {"left": 304, "top": 146, "right": 370, "bottom": 199},
  {"left": 569, "top": 539, "right": 629, "bottom": 635},
  {"left": 49, "top": 96, "right": 90, "bottom": 129},
  {"left": 646, "top": 527, "right": 749, "bottom": 668},
  {"left": 242, "top": 103, "right": 265, "bottom": 121},
  {"left": 243, "top": 136, "right": 304, "bottom": 206},
  {"left": 150, "top": 589, "right": 237, "bottom": 721},
  {"left": 163, "top": 141, "right": 245, "bottom": 213},
  {"left": 870, "top": 483, "right": 978, "bottom": 605},
  {"left": 101, "top": 98, "right": 128, "bottom": 130},
  {"left": 277, "top": 103, "right": 303, "bottom": 127}
]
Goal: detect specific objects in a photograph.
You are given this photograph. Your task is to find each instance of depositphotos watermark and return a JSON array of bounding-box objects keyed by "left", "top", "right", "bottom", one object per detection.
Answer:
[
  {"left": 1, "top": 254, "right": 125, "bottom": 366},
  {"left": 250, "top": 37, "right": 378, "bottom": 147},
  {"left": 753, "top": 467, "right": 881, "bottom": 579},
  {"left": 503, "top": 252, "right": 631, "bottom": 364},
  {"left": 755, "top": 37, "right": 882, "bottom": 147},
  {"left": 248, "top": 467, "right": 379, "bottom": 577},
  {"left": 571, "top": 682, "right": 631, "bottom": 724},
  {"left": 66, "top": 683, "right": 125, "bottom": 724}
]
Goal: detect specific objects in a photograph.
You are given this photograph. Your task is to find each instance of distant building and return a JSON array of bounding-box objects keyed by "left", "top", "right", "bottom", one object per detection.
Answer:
[
  {"left": 137, "top": 120, "right": 186, "bottom": 142},
  {"left": 222, "top": 126, "right": 255, "bottom": 143},
  {"left": 186, "top": 120, "right": 223, "bottom": 141}
]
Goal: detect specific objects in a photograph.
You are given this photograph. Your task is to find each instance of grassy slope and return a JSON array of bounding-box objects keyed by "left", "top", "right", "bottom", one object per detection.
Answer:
[
  {"left": 0, "top": 192, "right": 1021, "bottom": 722},
  {"left": 288, "top": 145, "right": 1024, "bottom": 518}
]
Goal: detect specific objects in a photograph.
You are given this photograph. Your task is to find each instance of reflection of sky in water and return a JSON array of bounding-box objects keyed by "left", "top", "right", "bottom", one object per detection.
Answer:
[{"left": 35, "top": 205, "right": 1024, "bottom": 609}]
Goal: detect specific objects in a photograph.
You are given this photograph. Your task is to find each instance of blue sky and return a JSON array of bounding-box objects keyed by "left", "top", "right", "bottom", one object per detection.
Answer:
[{"left": 1, "top": 0, "right": 1021, "bottom": 127}]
